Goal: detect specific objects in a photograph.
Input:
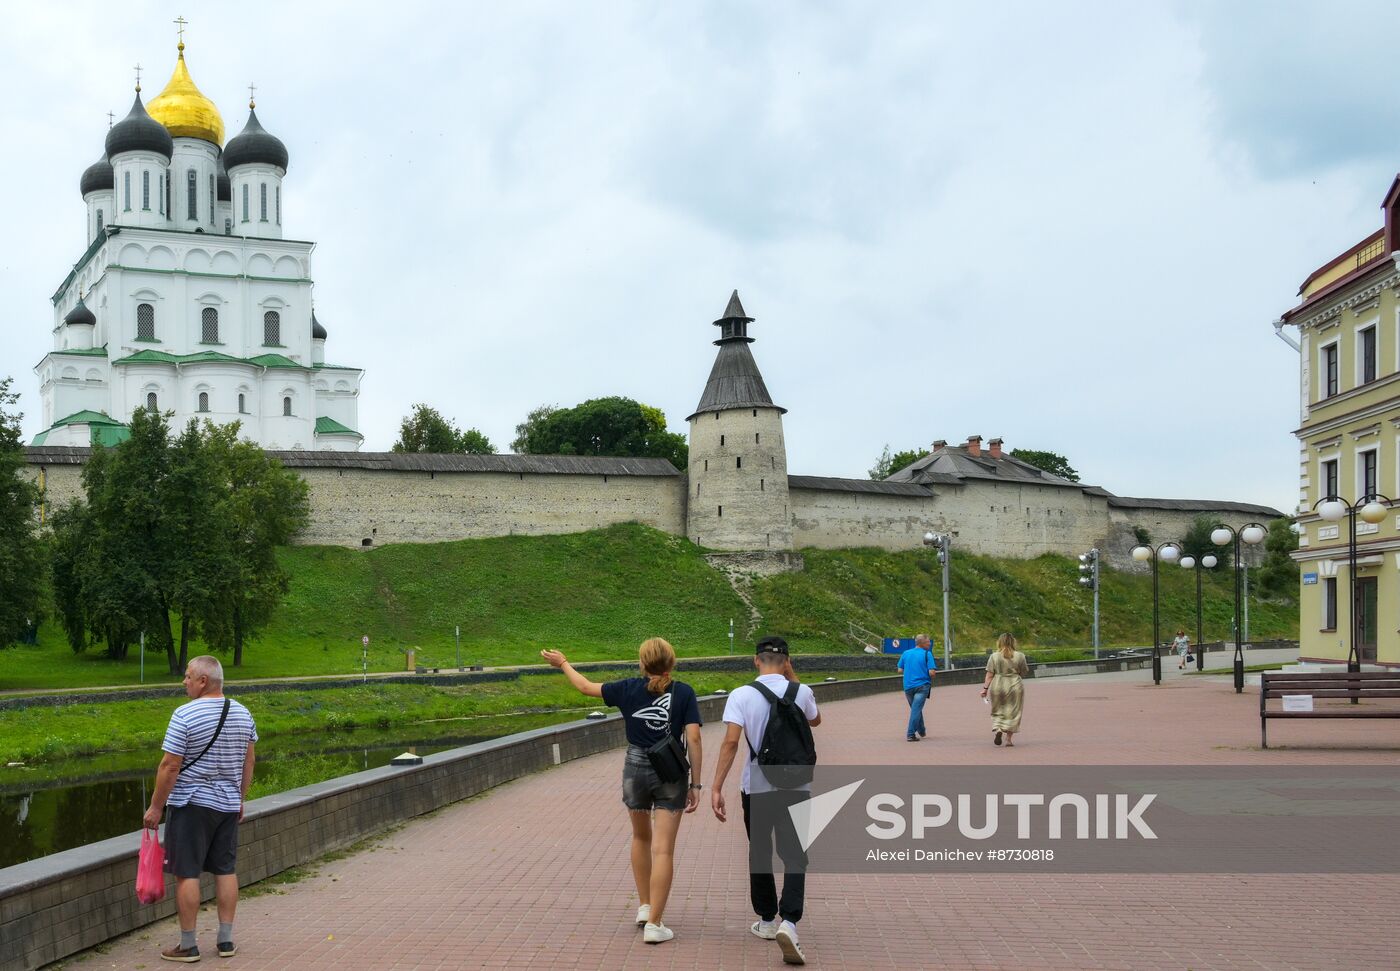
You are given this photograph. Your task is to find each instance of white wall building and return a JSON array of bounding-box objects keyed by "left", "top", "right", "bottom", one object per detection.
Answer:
[{"left": 34, "top": 40, "right": 363, "bottom": 451}]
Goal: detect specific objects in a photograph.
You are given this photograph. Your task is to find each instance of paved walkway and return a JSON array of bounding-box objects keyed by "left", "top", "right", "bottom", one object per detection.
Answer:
[{"left": 79, "top": 668, "right": 1400, "bottom": 971}]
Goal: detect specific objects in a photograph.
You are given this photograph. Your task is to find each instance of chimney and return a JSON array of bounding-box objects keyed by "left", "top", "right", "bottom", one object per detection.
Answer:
[
  {"left": 988, "top": 437, "right": 1003, "bottom": 459},
  {"left": 965, "top": 435, "right": 982, "bottom": 457},
  {"left": 931, "top": 439, "right": 947, "bottom": 450}
]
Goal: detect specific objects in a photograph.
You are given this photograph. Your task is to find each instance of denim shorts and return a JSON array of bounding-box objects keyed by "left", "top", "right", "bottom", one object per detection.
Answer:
[{"left": 622, "top": 745, "right": 687, "bottom": 812}]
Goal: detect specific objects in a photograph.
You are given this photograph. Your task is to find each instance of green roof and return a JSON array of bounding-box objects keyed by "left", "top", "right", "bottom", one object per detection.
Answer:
[
  {"left": 50, "top": 346, "right": 109, "bottom": 357},
  {"left": 112, "top": 349, "right": 310, "bottom": 370},
  {"left": 315, "top": 416, "right": 362, "bottom": 437},
  {"left": 246, "top": 353, "right": 306, "bottom": 369},
  {"left": 313, "top": 363, "right": 364, "bottom": 372},
  {"left": 50, "top": 409, "right": 124, "bottom": 428},
  {"left": 33, "top": 410, "right": 130, "bottom": 447}
]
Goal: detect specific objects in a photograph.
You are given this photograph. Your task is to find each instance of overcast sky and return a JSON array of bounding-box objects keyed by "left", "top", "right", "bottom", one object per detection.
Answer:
[{"left": 4, "top": 0, "right": 1399, "bottom": 512}]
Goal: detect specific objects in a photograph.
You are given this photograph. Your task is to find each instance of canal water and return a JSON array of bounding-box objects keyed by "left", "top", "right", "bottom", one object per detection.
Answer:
[{"left": 0, "top": 711, "right": 585, "bottom": 870}]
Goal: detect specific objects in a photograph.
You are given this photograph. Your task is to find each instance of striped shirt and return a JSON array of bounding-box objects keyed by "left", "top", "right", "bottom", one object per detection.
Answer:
[{"left": 162, "top": 696, "right": 258, "bottom": 813}]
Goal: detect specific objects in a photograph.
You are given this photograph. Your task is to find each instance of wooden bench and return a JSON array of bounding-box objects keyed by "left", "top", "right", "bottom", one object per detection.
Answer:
[{"left": 1260, "top": 671, "right": 1400, "bottom": 748}]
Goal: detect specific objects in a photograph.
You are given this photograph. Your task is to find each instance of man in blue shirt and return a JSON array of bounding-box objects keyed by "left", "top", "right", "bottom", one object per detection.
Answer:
[{"left": 897, "top": 634, "right": 937, "bottom": 741}]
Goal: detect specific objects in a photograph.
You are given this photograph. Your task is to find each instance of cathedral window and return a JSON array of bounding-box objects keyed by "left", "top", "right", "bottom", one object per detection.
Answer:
[
  {"left": 142, "top": 171, "right": 150, "bottom": 210},
  {"left": 237, "top": 393, "right": 246, "bottom": 414},
  {"left": 197, "top": 392, "right": 210, "bottom": 412},
  {"left": 209, "top": 175, "right": 215, "bottom": 226},
  {"left": 166, "top": 175, "right": 172, "bottom": 218},
  {"left": 158, "top": 173, "right": 164, "bottom": 215},
  {"left": 95, "top": 209, "right": 103, "bottom": 233},
  {"left": 146, "top": 392, "right": 158, "bottom": 411},
  {"left": 260, "top": 183, "right": 268, "bottom": 221},
  {"left": 136, "top": 303, "right": 156, "bottom": 341},
  {"left": 282, "top": 396, "right": 293, "bottom": 417},
  {"left": 225, "top": 217, "right": 232, "bottom": 235},
  {"left": 187, "top": 170, "right": 197, "bottom": 221},
  {"left": 275, "top": 186, "right": 281, "bottom": 224},
  {"left": 263, "top": 310, "right": 281, "bottom": 345},
  {"left": 201, "top": 307, "right": 219, "bottom": 343},
  {"left": 123, "top": 171, "right": 131, "bottom": 211},
  {"left": 242, "top": 184, "right": 249, "bottom": 222}
]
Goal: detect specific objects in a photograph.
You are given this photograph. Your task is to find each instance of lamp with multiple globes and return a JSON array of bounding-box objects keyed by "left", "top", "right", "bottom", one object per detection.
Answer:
[
  {"left": 1307, "top": 493, "right": 1395, "bottom": 677},
  {"left": 1128, "top": 542, "right": 1182, "bottom": 685},
  {"left": 1210, "top": 522, "right": 1268, "bottom": 692},
  {"left": 1178, "top": 553, "right": 1218, "bottom": 672}
]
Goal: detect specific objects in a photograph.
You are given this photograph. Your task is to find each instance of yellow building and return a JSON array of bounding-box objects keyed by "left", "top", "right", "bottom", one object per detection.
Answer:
[{"left": 1281, "top": 179, "right": 1400, "bottom": 666}]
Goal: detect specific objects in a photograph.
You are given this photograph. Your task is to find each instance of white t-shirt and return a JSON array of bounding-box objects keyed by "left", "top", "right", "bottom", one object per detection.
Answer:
[{"left": 721, "top": 673, "right": 819, "bottom": 794}]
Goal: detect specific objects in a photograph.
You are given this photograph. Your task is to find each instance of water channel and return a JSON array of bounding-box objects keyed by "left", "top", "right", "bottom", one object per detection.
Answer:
[{"left": 0, "top": 710, "right": 584, "bottom": 870}]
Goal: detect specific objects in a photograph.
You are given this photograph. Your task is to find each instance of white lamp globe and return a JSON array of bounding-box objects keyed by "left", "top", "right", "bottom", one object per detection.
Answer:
[
  {"left": 1202, "top": 554, "right": 1218, "bottom": 568},
  {"left": 1179, "top": 556, "right": 1196, "bottom": 569},
  {"left": 1360, "top": 501, "right": 1388, "bottom": 525},
  {"left": 1317, "top": 500, "right": 1347, "bottom": 522},
  {"left": 1210, "top": 527, "right": 1233, "bottom": 546},
  {"left": 1131, "top": 546, "right": 1151, "bottom": 562},
  {"left": 1161, "top": 545, "right": 1181, "bottom": 562},
  {"left": 923, "top": 532, "right": 935, "bottom": 543},
  {"left": 1241, "top": 525, "right": 1266, "bottom": 545}
]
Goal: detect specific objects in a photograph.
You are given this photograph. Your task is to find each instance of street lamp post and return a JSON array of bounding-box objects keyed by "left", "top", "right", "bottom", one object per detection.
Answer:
[
  {"left": 1209, "top": 522, "right": 1268, "bottom": 693},
  {"left": 1312, "top": 494, "right": 1393, "bottom": 676},
  {"left": 1177, "top": 553, "right": 1217, "bottom": 672},
  {"left": 1130, "top": 541, "right": 1181, "bottom": 685},
  {"left": 1078, "top": 548, "right": 1101, "bottom": 659},
  {"left": 923, "top": 531, "right": 951, "bottom": 671}
]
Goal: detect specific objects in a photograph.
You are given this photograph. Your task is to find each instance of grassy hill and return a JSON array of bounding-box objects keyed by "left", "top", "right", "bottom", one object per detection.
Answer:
[{"left": 0, "top": 523, "right": 1297, "bottom": 689}]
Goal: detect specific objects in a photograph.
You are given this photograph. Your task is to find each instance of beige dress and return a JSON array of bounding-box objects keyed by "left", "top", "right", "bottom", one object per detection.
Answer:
[{"left": 985, "top": 650, "right": 1030, "bottom": 733}]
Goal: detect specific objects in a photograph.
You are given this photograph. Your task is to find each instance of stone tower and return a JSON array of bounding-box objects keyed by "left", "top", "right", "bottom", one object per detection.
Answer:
[{"left": 686, "top": 291, "right": 792, "bottom": 550}]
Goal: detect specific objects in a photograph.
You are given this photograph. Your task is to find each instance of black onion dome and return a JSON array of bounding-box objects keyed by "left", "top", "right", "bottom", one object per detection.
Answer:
[
  {"left": 222, "top": 107, "right": 288, "bottom": 171},
  {"left": 311, "top": 311, "right": 327, "bottom": 340},
  {"left": 64, "top": 296, "right": 96, "bottom": 327},
  {"left": 105, "top": 92, "right": 173, "bottom": 160},
  {"left": 216, "top": 158, "right": 231, "bottom": 201},
  {"left": 80, "top": 153, "right": 114, "bottom": 196}
]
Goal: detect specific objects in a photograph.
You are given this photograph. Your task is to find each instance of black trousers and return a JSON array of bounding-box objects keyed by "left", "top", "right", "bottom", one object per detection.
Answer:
[{"left": 741, "top": 790, "right": 807, "bottom": 924}]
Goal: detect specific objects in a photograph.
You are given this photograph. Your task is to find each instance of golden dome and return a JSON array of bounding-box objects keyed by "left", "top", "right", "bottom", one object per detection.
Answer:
[{"left": 147, "top": 44, "right": 224, "bottom": 146}]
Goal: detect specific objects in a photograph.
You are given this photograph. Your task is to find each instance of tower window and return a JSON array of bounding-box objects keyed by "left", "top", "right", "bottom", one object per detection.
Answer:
[
  {"left": 237, "top": 393, "right": 246, "bottom": 414},
  {"left": 720, "top": 434, "right": 725, "bottom": 446},
  {"left": 187, "top": 169, "right": 197, "bottom": 220},
  {"left": 146, "top": 392, "right": 157, "bottom": 411},
  {"left": 260, "top": 183, "right": 268, "bottom": 221},
  {"left": 95, "top": 209, "right": 103, "bottom": 232},
  {"left": 718, "top": 505, "right": 723, "bottom": 518},
  {"left": 225, "top": 217, "right": 232, "bottom": 235},
  {"left": 282, "top": 396, "right": 293, "bottom": 416},
  {"left": 165, "top": 174, "right": 171, "bottom": 217},
  {"left": 276, "top": 186, "right": 281, "bottom": 224},
  {"left": 736, "top": 456, "right": 742, "bottom": 469},
  {"left": 242, "top": 183, "right": 249, "bottom": 222},
  {"left": 263, "top": 310, "right": 281, "bottom": 345},
  {"left": 760, "top": 478, "right": 765, "bottom": 491},
  {"left": 158, "top": 173, "right": 164, "bottom": 215},
  {"left": 772, "top": 456, "right": 776, "bottom": 469},
  {"left": 197, "top": 392, "right": 209, "bottom": 412},
  {"left": 755, "top": 433, "right": 760, "bottom": 444},
  {"left": 696, "top": 482, "right": 701, "bottom": 497},
  {"left": 753, "top": 409, "right": 757, "bottom": 417},
  {"left": 141, "top": 170, "right": 150, "bottom": 210},
  {"left": 209, "top": 174, "right": 215, "bottom": 225},
  {"left": 123, "top": 171, "right": 131, "bottom": 211},
  {"left": 201, "top": 307, "right": 219, "bottom": 343},
  {"left": 704, "top": 459, "right": 708, "bottom": 472},
  {"left": 136, "top": 302, "right": 155, "bottom": 341}
]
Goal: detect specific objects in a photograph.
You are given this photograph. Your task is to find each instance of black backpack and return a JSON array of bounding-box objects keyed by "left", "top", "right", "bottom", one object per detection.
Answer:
[{"left": 747, "top": 681, "right": 817, "bottom": 789}]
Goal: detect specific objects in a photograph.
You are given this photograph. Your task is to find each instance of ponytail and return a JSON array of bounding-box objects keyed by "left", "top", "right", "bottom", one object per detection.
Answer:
[{"left": 639, "top": 637, "right": 677, "bottom": 695}]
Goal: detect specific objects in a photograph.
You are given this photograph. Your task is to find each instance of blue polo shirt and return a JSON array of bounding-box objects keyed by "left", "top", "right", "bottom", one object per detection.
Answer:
[{"left": 897, "top": 647, "right": 936, "bottom": 690}]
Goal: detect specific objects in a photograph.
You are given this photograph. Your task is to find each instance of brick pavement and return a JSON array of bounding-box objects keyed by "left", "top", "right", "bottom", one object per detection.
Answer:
[{"left": 73, "top": 671, "right": 1400, "bottom": 971}]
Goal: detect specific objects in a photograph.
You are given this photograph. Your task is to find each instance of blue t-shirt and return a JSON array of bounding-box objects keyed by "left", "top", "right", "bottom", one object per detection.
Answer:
[
  {"left": 897, "top": 647, "right": 937, "bottom": 690},
  {"left": 600, "top": 678, "right": 702, "bottom": 748}
]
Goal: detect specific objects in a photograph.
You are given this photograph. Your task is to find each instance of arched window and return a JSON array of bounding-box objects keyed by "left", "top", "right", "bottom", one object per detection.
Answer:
[
  {"left": 275, "top": 186, "right": 281, "bottom": 224},
  {"left": 146, "top": 392, "right": 158, "bottom": 411},
  {"left": 186, "top": 170, "right": 197, "bottom": 220},
  {"left": 197, "top": 392, "right": 209, "bottom": 412},
  {"left": 165, "top": 175, "right": 171, "bottom": 217},
  {"left": 123, "top": 171, "right": 131, "bottom": 211},
  {"left": 241, "top": 183, "right": 249, "bottom": 222},
  {"left": 263, "top": 310, "right": 281, "bottom": 345},
  {"left": 158, "top": 173, "right": 164, "bottom": 215},
  {"left": 282, "top": 396, "right": 292, "bottom": 417},
  {"left": 201, "top": 307, "right": 219, "bottom": 343},
  {"left": 136, "top": 303, "right": 155, "bottom": 341},
  {"left": 95, "top": 209, "right": 103, "bottom": 233},
  {"left": 237, "top": 393, "right": 246, "bottom": 414},
  {"left": 141, "top": 170, "right": 150, "bottom": 210},
  {"left": 209, "top": 175, "right": 215, "bottom": 226},
  {"left": 260, "top": 183, "right": 268, "bottom": 221}
]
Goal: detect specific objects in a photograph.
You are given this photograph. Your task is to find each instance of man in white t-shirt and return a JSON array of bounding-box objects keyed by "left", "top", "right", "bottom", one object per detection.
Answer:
[{"left": 711, "top": 636, "right": 821, "bottom": 966}]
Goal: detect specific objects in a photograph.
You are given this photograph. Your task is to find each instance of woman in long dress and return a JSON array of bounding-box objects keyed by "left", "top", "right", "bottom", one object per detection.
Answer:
[{"left": 980, "top": 633, "right": 1030, "bottom": 747}]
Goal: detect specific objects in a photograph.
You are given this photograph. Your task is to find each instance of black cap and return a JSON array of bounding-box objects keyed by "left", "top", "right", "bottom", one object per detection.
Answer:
[
  {"left": 106, "top": 92, "right": 173, "bottom": 160},
  {"left": 223, "top": 107, "right": 289, "bottom": 172},
  {"left": 755, "top": 635, "right": 789, "bottom": 656}
]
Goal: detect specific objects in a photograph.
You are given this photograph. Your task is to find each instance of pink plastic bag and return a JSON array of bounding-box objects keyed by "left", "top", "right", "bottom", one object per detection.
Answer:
[{"left": 136, "top": 828, "right": 166, "bottom": 904}]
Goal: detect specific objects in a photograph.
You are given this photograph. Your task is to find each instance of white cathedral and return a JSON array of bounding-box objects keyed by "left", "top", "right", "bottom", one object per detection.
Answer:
[{"left": 33, "top": 39, "right": 363, "bottom": 451}]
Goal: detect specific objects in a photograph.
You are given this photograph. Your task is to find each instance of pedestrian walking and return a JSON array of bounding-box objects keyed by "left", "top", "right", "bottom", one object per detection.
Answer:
[
  {"left": 142, "top": 656, "right": 257, "bottom": 963},
  {"left": 980, "top": 633, "right": 1029, "bottom": 747},
  {"left": 711, "top": 635, "right": 821, "bottom": 966},
  {"left": 896, "top": 634, "right": 937, "bottom": 740},
  {"left": 541, "top": 639, "right": 702, "bottom": 945},
  {"left": 1173, "top": 629, "right": 1191, "bottom": 669}
]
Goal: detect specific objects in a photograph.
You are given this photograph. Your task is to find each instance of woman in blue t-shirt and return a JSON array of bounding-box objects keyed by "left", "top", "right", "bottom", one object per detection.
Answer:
[{"left": 541, "top": 638, "right": 703, "bottom": 946}]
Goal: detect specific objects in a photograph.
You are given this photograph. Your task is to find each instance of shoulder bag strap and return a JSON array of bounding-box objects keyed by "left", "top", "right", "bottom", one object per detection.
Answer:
[{"left": 180, "top": 698, "right": 231, "bottom": 775}]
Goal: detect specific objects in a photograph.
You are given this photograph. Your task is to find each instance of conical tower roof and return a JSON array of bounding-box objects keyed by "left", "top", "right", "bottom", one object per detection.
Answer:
[{"left": 687, "top": 290, "right": 784, "bottom": 420}]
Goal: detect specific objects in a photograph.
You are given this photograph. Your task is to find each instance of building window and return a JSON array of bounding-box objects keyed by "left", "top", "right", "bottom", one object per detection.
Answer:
[
  {"left": 736, "top": 456, "right": 742, "bottom": 469},
  {"left": 201, "top": 307, "right": 219, "bottom": 343},
  {"left": 146, "top": 392, "right": 157, "bottom": 411},
  {"left": 696, "top": 482, "right": 700, "bottom": 497},
  {"left": 158, "top": 173, "right": 164, "bottom": 215},
  {"left": 136, "top": 302, "right": 155, "bottom": 341},
  {"left": 263, "top": 310, "right": 281, "bottom": 345},
  {"left": 703, "top": 459, "right": 708, "bottom": 472},
  {"left": 123, "top": 171, "right": 131, "bottom": 210},
  {"left": 225, "top": 217, "right": 232, "bottom": 235},
  {"left": 187, "top": 169, "right": 197, "bottom": 220},
  {"left": 238, "top": 393, "right": 246, "bottom": 414},
  {"left": 165, "top": 174, "right": 171, "bottom": 217},
  {"left": 242, "top": 184, "right": 249, "bottom": 222},
  {"left": 1361, "top": 450, "right": 1378, "bottom": 498},
  {"left": 755, "top": 433, "right": 760, "bottom": 444},
  {"left": 1323, "top": 342, "right": 1338, "bottom": 397},
  {"left": 209, "top": 175, "right": 215, "bottom": 226},
  {"left": 1322, "top": 577, "right": 1337, "bottom": 630},
  {"left": 260, "top": 183, "right": 268, "bottom": 221},
  {"left": 95, "top": 209, "right": 103, "bottom": 232},
  {"left": 1322, "top": 458, "right": 1338, "bottom": 499},
  {"left": 275, "top": 186, "right": 281, "bottom": 224},
  {"left": 760, "top": 478, "right": 765, "bottom": 491},
  {"left": 282, "top": 396, "right": 293, "bottom": 417},
  {"left": 197, "top": 392, "right": 209, "bottom": 412},
  {"left": 717, "top": 505, "right": 723, "bottom": 518},
  {"left": 141, "top": 170, "right": 150, "bottom": 210},
  {"left": 720, "top": 434, "right": 725, "bottom": 446},
  {"left": 1360, "top": 326, "right": 1377, "bottom": 385}
]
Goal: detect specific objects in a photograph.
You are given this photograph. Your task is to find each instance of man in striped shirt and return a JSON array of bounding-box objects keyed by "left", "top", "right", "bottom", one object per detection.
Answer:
[{"left": 143, "top": 655, "right": 257, "bottom": 963}]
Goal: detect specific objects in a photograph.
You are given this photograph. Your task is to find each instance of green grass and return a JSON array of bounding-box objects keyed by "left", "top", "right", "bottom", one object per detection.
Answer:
[{"left": 0, "top": 522, "right": 1297, "bottom": 691}]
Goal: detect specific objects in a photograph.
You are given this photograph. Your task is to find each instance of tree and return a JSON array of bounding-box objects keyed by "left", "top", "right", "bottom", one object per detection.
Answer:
[
  {"left": 512, "top": 397, "right": 688, "bottom": 469},
  {"left": 164, "top": 420, "right": 233, "bottom": 674},
  {"left": 1254, "top": 517, "right": 1300, "bottom": 603},
  {"left": 392, "top": 403, "right": 494, "bottom": 455},
  {"left": 1179, "top": 514, "right": 1233, "bottom": 571},
  {"left": 1009, "top": 448, "right": 1079, "bottom": 481},
  {"left": 868, "top": 444, "right": 925, "bottom": 480},
  {"left": 0, "top": 378, "right": 45, "bottom": 647}
]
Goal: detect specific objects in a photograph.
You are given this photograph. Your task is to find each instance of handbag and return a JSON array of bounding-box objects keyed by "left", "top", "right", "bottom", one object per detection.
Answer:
[
  {"left": 645, "top": 686, "right": 690, "bottom": 785},
  {"left": 136, "top": 828, "right": 166, "bottom": 904}
]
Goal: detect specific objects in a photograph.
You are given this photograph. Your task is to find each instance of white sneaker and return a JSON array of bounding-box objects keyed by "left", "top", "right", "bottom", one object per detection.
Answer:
[
  {"left": 776, "top": 920, "right": 805, "bottom": 965},
  {"left": 643, "top": 922, "right": 674, "bottom": 944},
  {"left": 635, "top": 904, "right": 650, "bottom": 927},
  {"left": 751, "top": 919, "right": 779, "bottom": 940}
]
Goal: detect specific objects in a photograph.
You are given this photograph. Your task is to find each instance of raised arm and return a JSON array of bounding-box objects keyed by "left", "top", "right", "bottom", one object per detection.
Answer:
[{"left": 540, "top": 650, "right": 604, "bottom": 698}]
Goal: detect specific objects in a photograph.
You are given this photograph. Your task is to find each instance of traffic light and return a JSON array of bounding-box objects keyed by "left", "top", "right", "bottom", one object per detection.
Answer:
[{"left": 1078, "top": 548, "right": 1099, "bottom": 591}]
